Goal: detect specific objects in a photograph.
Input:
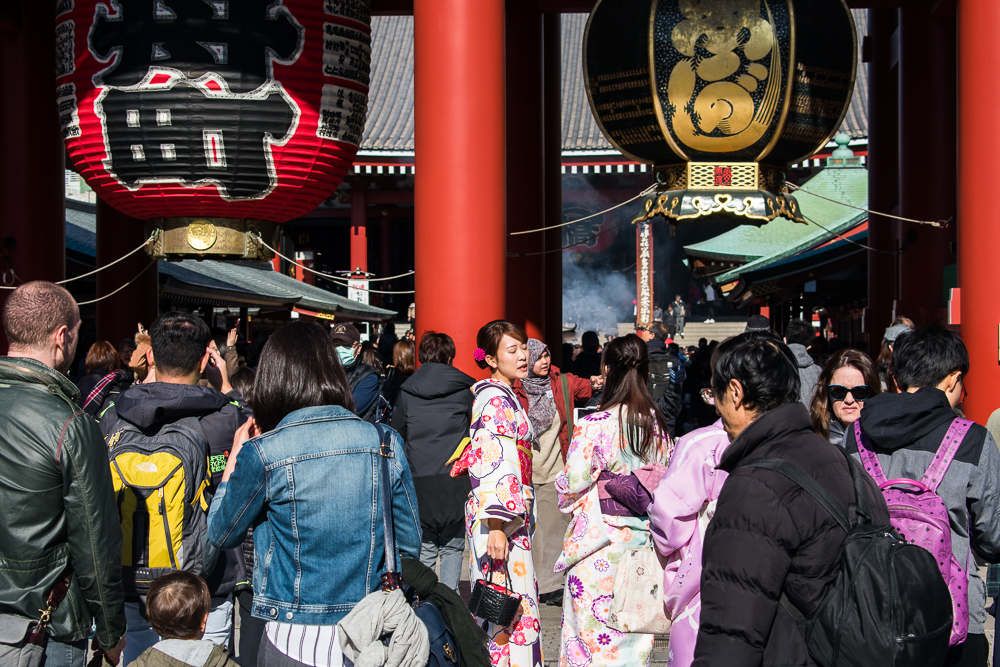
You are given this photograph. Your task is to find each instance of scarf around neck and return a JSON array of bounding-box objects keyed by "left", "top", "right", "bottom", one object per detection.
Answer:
[{"left": 524, "top": 338, "right": 557, "bottom": 439}]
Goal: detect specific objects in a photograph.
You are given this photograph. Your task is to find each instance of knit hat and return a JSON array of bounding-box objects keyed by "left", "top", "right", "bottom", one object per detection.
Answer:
[{"left": 746, "top": 315, "right": 771, "bottom": 332}]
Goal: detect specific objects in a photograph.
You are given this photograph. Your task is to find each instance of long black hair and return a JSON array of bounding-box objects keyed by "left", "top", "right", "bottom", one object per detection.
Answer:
[
  {"left": 250, "top": 321, "right": 356, "bottom": 432},
  {"left": 598, "top": 334, "right": 669, "bottom": 462}
]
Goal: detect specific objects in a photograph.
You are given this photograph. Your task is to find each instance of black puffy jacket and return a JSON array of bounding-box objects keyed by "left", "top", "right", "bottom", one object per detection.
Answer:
[
  {"left": 391, "top": 363, "right": 474, "bottom": 531},
  {"left": 693, "top": 403, "right": 889, "bottom": 667}
]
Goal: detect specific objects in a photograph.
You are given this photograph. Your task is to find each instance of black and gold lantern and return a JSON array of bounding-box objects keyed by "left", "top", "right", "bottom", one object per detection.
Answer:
[{"left": 584, "top": 0, "right": 857, "bottom": 225}]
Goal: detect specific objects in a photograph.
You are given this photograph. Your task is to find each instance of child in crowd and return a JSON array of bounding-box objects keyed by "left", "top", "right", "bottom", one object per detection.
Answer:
[{"left": 127, "top": 572, "right": 239, "bottom": 667}]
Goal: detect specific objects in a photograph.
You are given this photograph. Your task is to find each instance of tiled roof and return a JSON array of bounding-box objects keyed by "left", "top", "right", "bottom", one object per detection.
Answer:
[
  {"left": 160, "top": 260, "right": 398, "bottom": 320},
  {"left": 361, "top": 11, "right": 869, "bottom": 153},
  {"left": 364, "top": 16, "right": 415, "bottom": 151},
  {"left": 66, "top": 203, "right": 97, "bottom": 257}
]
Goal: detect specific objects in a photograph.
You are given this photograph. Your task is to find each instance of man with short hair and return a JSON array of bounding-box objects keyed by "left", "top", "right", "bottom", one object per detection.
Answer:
[
  {"left": 99, "top": 312, "right": 249, "bottom": 664},
  {"left": 0, "top": 281, "right": 126, "bottom": 667},
  {"left": 673, "top": 295, "right": 686, "bottom": 338},
  {"left": 646, "top": 322, "right": 684, "bottom": 436},
  {"left": 330, "top": 322, "right": 382, "bottom": 422},
  {"left": 845, "top": 326, "right": 1000, "bottom": 667},
  {"left": 391, "top": 332, "right": 475, "bottom": 591},
  {"left": 783, "top": 318, "right": 820, "bottom": 406}
]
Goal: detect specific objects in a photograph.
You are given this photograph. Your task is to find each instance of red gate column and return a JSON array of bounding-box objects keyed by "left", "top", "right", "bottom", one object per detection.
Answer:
[
  {"left": 350, "top": 180, "right": 368, "bottom": 273},
  {"left": 0, "top": 0, "right": 66, "bottom": 351},
  {"left": 897, "top": 4, "right": 956, "bottom": 325},
  {"left": 958, "top": 0, "right": 1000, "bottom": 423},
  {"left": 543, "top": 13, "right": 563, "bottom": 365},
  {"left": 505, "top": 0, "right": 545, "bottom": 342},
  {"left": 866, "top": 9, "right": 900, "bottom": 356},
  {"left": 95, "top": 200, "right": 158, "bottom": 342},
  {"left": 414, "top": 0, "right": 506, "bottom": 378}
]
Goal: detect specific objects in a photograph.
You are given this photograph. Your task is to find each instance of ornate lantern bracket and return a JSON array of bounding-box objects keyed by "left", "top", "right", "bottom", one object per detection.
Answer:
[{"left": 631, "top": 162, "right": 805, "bottom": 227}]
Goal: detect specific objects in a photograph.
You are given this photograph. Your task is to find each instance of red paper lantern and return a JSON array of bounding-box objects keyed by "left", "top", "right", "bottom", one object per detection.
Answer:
[{"left": 56, "top": 0, "right": 371, "bottom": 225}]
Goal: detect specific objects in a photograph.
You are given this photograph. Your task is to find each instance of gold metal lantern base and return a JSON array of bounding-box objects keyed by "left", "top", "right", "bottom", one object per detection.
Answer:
[
  {"left": 145, "top": 218, "right": 277, "bottom": 260},
  {"left": 633, "top": 162, "right": 805, "bottom": 226}
]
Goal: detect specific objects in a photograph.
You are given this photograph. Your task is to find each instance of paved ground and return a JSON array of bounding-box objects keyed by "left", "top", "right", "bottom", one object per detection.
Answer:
[{"left": 229, "top": 558, "right": 994, "bottom": 667}]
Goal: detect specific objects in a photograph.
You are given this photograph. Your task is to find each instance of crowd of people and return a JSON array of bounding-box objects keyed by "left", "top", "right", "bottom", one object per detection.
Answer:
[{"left": 3, "top": 279, "right": 1000, "bottom": 667}]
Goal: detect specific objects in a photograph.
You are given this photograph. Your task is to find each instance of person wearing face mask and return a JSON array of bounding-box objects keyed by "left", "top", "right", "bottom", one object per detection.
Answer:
[
  {"left": 809, "top": 349, "right": 881, "bottom": 446},
  {"left": 450, "top": 320, "right": 540, "bottom": 667},
  {"left": 330, "top": 322, "right": 383, "bottom": 423}
]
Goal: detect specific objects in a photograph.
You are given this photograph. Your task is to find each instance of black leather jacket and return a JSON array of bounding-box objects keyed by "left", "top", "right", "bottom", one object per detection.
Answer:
[{"left": 0, "top": 357, "right": 125, "bottom": 649}]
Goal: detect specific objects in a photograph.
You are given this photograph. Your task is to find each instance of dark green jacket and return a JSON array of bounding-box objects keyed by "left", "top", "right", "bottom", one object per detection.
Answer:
[
  {"left": 0, "top": 357, "right": 125, "bottom": 649},
  {"left": 129, "top": 641, "right": 239, "bottom": 667}
]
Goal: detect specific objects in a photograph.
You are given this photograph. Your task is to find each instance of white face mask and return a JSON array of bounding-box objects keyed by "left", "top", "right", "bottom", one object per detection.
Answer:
[{"left": 336, "top": 345, "right": 355, "bottom": 366}]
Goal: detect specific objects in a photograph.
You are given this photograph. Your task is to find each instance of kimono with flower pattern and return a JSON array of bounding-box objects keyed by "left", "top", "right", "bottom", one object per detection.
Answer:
[
  {"left": 465, "top": 379, "right": 541, "bottom": 667},
  {"left": 555, "top": 408, "right": 673, "bottom": 667}
]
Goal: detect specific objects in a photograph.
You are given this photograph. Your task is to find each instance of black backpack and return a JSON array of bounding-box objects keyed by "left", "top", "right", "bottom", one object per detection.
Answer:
[
  {"left": 746, "top": 447, "right": 952, "bottom": 667},
  {"left": 647, "top": 353, "right": 674, "bottom": 401}
]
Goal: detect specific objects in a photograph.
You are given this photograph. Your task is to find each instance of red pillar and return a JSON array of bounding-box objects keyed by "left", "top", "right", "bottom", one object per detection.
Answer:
[
  {"left": 897, "top": 3, "right": 956, "bottom": 325},
  {"left": 350, "top": 180, "right": 368, "bottom": 273},
  {"left": 866, "top": 9, "right": 900, "bottom": 356},
  {"left": 958, "top": 0, "right": 1000, "bottom": 423},
  {"left": 95, "top": 200, "right": 159, "bottom": 342},
  {"left": 414, "top": 0, "right": 506, "bottom": 379},
  {"left": 505, "top": 0, "right": 545, "bottom": 342},
  {"left": 294, "top": 251, "right": 316, "bottom": 286},
  {"left": 543, "top": 13, "right": 564, "bottom": 365},
  {"left": 0, "top": 0, "right": 66, "bottom": 352}
]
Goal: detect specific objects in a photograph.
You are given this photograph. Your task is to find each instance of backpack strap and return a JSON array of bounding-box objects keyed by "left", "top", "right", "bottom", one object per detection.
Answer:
[
  {"left": 853, "top": 420, "right": 889, "bottom": 486},
  {"left": 920, "top": 418, "right": 974, "bottom": 493}
]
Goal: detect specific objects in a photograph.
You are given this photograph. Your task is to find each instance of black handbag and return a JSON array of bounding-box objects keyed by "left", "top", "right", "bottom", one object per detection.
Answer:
[
  {"left": 375, "top": 425, "right": 460, "bottom": 666},
  {"left": 468, "top": 560, "right": 522, "bottom": 627}
]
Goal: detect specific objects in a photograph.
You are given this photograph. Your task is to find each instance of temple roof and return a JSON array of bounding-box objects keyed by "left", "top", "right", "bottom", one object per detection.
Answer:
[
  {"left": 64, "top": 202, "right": 396, "bottom": 321},
  {"left": 684, "top": 155, "right": 869, "bottom": 268},
  {"left": 361, "top": 11, "right": 869, "bottom": 154}
]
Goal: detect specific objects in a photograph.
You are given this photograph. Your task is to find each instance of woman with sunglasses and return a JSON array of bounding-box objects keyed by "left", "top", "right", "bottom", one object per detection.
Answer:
[{"left": 809, "top": 348, "right": 881, "bottom": 446}]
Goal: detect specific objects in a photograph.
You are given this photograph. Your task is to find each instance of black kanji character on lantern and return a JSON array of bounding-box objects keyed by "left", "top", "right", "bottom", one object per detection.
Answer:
[
  {"left": 90, "top": 0, "right": 302, "bottom": 94},
  {"left": 101, "top": 82, "right": 294, "bottom": 199}
]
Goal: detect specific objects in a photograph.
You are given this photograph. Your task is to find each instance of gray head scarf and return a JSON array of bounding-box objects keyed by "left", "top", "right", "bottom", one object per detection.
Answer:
[
  {"left": 883, "top": 323, "right": 913, "bottom": 344},
  {"left": 524, "top": 338, "right": 557, "bottom": 440}
]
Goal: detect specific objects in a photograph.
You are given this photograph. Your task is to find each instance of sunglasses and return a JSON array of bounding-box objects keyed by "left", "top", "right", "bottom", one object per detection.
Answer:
[{"left": 828, "top": 385, "right": 870, "bottom": 402}]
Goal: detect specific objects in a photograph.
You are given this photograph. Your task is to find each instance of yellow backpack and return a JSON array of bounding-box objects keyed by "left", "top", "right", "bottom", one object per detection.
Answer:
[{"left": 106, "top": 416, "right": 210, "bottom": 595}]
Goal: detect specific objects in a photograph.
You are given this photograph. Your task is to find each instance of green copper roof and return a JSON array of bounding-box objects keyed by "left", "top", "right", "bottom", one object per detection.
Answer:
[
  {"left": 708, "top": 164, "right": 869, "bottom": 285},
  {"left": 683, "top": 163, "right": 868, "bottom": 265}
]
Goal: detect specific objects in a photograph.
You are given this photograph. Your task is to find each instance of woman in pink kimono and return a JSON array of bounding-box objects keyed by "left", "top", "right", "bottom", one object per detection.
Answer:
[
  {"left": 452, "top": 320, "right": 541, "bottom": 667},
  {"left": 555, "top": 335, "right": 673, "bottom": 667},
  {"left": 648, "top": 417, "right": 731, "bottom": 667}
]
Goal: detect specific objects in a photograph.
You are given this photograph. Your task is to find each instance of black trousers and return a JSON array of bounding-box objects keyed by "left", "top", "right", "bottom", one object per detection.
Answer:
[
  {"left": 944, "top": 633, "right": 988, "bottom": 667},
  {"left": 236, "top": 589, "right": 267, "bottom": 667}
]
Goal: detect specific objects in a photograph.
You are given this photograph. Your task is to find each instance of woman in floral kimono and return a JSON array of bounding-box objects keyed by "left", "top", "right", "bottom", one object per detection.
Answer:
[
  {"left": 454, "top": 320, "right": 541, "bottom": 667},
  {"left": 555, "top": 334, "right": 674, "bottom": 667}
]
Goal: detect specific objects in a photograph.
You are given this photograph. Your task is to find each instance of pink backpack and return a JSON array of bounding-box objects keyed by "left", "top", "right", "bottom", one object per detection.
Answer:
[{"left": 854, "top": 418, "right": 972, "bottom": 646}]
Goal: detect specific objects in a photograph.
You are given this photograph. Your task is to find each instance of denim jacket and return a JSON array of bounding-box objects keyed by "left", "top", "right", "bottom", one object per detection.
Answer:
[{"left": 207, "top": 405, "right": 421, "bottom": 625}]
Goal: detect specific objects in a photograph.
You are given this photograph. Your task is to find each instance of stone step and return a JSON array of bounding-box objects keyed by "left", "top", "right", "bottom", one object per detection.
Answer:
[{"left": 614, "top": 321, "right": 748, "bottom": 342}]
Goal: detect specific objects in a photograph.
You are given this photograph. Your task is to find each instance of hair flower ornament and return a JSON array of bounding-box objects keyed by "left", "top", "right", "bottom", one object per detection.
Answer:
[{"left": 474, "top": 348, "right": 487, "bottom": 362}]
